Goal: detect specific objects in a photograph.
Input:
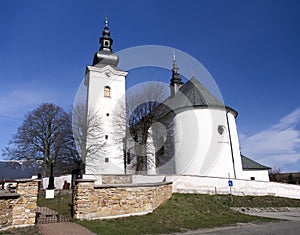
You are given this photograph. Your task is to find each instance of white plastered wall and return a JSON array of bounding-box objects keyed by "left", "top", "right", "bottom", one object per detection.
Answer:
[
  {"left": 242, "top": 170, "right": 270, "bottom": 181},
  {"left": 132, "top": 175, "right": 300, "bottom": 199},
  {"left": 85, "top": 65, "right": 128, "bottom": 175},
  {"left": 226, "top": 111, "right": 243, "bottom": 179},
  {"left": 173, "top": 108, "right": 236, "bottom": 178}
]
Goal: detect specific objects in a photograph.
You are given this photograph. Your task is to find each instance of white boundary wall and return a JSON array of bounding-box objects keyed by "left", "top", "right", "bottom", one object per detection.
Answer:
[
  {"left": 132, "top": 175, "right": 300, "bottom": 199},
  {"left": 42, "top": 174, "right": 71, "bottom": 190},
  {"left": 42, "top": 174, "right": 300, "bottom": 199}
]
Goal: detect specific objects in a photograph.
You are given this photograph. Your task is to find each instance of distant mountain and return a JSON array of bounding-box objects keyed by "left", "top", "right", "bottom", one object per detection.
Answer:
[{"left": 0, "top": 161, "right": 42, "bottom": 180}]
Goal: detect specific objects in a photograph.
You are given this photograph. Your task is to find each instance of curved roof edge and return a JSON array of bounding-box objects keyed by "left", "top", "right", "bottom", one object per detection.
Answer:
[
  {"left": 164, "top": 105, "right": 238, "bottom": 118},
  {"left": 226, "top": 106, "right": 238, "bottom": 118}
]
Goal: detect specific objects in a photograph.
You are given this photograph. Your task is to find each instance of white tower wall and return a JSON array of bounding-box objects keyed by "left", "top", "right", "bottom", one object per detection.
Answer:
[{"left": 85, "top": 65, "right": 128, "bottom": 175}]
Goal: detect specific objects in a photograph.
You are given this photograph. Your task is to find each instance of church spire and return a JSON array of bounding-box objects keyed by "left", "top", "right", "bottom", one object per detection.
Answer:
[
  {"left": 99, "top": 17, "right": 113, "bottom": 52},
  {"left": 170, "top": 52, "right": 183, "bottom": 96},
  {"left": 92, "top": 17, "right": 119, "bottom": 67}
]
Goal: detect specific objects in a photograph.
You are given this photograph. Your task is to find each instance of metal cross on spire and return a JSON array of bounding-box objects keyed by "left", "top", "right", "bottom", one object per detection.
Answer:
[
  {"left": 105, "top": 15, "right": 109, "bottom": 27},
  {"left": 173, "top": 50, "right": 176, "bottom": 63}
]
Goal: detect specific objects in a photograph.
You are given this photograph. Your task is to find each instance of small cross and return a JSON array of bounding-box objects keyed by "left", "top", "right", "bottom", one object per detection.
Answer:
[
  {"left": 172, "top": 51, "right": 176, "bottom": 62},
  {"left": 105, "top": 16, "right": 108, "bottom": 27}
]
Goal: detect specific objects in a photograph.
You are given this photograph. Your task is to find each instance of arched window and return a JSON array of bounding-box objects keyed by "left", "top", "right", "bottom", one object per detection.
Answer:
[{"left": 104, "top": 86, "right": 111, "bottom": 97}]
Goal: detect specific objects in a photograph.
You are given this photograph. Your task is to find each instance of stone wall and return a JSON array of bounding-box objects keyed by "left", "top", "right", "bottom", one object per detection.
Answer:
[
  {"left": 0, "top": 193, "right": 19, "bottom": 230},
  {"left": 74, "top": 179, "right": 172, "bottom": 220},
  {"left": 101, "top": 175, "right": 132, "bottom": 185},
  {"left": 82, "top": 174, "right": 133, "bottom": 186},
  {"left": 0, "top": 179, "right": 39, "bottom": 231}
]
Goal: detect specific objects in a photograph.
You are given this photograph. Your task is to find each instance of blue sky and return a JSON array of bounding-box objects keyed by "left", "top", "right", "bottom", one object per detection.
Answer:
[{"left": 0, "top": 0, "right": 299, "bottom": 172}]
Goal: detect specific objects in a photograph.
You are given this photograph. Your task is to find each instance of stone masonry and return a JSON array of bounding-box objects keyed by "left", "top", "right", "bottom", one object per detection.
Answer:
[
  {"left": 0, "top": 179, "right": 39, "bottom": 231},
  {"left": 0, "top": 193, "right": 18, "bottom": 230},
  {"left": 74, "top": 179, "right": 172, "bottom": 220},
  {"left": 101, "top": 175, "right": 132, "bottom": 185}
]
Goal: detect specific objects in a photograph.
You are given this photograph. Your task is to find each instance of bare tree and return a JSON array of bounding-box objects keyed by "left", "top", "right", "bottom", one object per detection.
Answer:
[
  {"left": 72, "top": 103, "right": 106, "bottom": 171},
  {"left": 268, "top": 167, "right": 282, "bottom": 182},
  {"left": 55, "top": 112, "right": 81, "bottom": 173},
  {"left": 116, "top": 82, "right": 171, "bottom": 173},
  {"left": 2, "top": 103, "right": 79, "bottom": 187}
]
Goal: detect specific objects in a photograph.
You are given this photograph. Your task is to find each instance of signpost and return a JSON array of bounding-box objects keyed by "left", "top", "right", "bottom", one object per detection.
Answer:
[{"left": 228, "top": 174, "right": 233, "bottom": 205}]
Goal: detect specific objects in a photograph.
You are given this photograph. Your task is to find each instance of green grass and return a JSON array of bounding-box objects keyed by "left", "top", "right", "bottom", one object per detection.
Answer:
[
  {"left": 230, "top": 195, "right": 300, "bottom": 208},
  {"left": 77, "top": 194, "right": 276, "bottom": 235}
]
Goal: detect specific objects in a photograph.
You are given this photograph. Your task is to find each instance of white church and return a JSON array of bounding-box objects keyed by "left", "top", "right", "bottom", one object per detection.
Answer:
[{"left": 83, "top": 21, "right": 270, "bottom": 182}]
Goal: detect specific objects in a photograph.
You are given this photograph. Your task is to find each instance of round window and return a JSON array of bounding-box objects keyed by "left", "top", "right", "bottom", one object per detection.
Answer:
[{"left": 218, "top": 125, "right": 225, "bottom": 135}]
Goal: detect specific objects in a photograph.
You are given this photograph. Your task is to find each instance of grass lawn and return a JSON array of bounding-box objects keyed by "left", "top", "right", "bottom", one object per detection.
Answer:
[
  {"left": 77, "top": 193, "right": 282, "bottom": 235},
  {"left": 230, "top": 195, "right": 300, "bottom": 208}
]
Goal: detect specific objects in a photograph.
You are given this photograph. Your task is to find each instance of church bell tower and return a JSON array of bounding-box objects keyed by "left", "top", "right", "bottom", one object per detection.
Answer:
[
  {"left": 84, "top": 19, "right": 128, "bottom": 175},
  {"left": 170, "top": 53, "right": 183, "bottom": 96}
]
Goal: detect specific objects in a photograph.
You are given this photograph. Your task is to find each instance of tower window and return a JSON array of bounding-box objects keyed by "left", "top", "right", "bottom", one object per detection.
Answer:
[
  {"left": 104, "top": 86, "right": 111, "bottom": 97},
  {"left": 105, "top": 135, "right": 108, "bottom": 140},
  {"left": 106, "top": 113, "right": 109, "bottom": 117},
  {"left": 105, "top": 157, "right": 109, "bottom": 163},
  {"left": 127, "top": 152, "right": 131, "bottom": 165},
  {"left": 104, "top": 40, "right": 109, "bottom": 47}
]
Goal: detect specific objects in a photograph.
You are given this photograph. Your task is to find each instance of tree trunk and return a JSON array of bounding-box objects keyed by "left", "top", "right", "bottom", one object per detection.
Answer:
[{"left": 47, "top": 162, "right": 55, "bottom": 189}]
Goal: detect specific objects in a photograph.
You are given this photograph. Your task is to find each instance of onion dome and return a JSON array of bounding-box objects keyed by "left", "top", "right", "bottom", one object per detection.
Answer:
[{"left": 92, "top": 17, "right": 119, "bottom": 67}]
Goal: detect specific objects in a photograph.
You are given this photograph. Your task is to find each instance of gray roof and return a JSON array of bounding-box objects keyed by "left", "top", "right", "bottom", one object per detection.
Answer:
[
  {"left": 154, "top": 77, "right": 238, "bottom": 119},
  {"left": 178, "top": 77, "right": 225, "bottom": 107},
  {"left": 165, "top": 77, "right": 225, "bottom": 111},
  {"left": 164, "top": 77, "right": 236, "bottom": 111},
  {"left": 241, "top": 155, "right": 271, "bottom": 170}
]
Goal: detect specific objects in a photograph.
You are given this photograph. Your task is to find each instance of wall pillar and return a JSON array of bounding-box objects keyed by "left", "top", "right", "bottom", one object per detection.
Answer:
[
  {"left": 12, "top": 179, "right": 39, "bottom": 227},
  {"left": 74, "top": 179, "right": 97, "bottom": 220},
  {"left": 0, "top": 179, "right": 40, "bottom": 231}
]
